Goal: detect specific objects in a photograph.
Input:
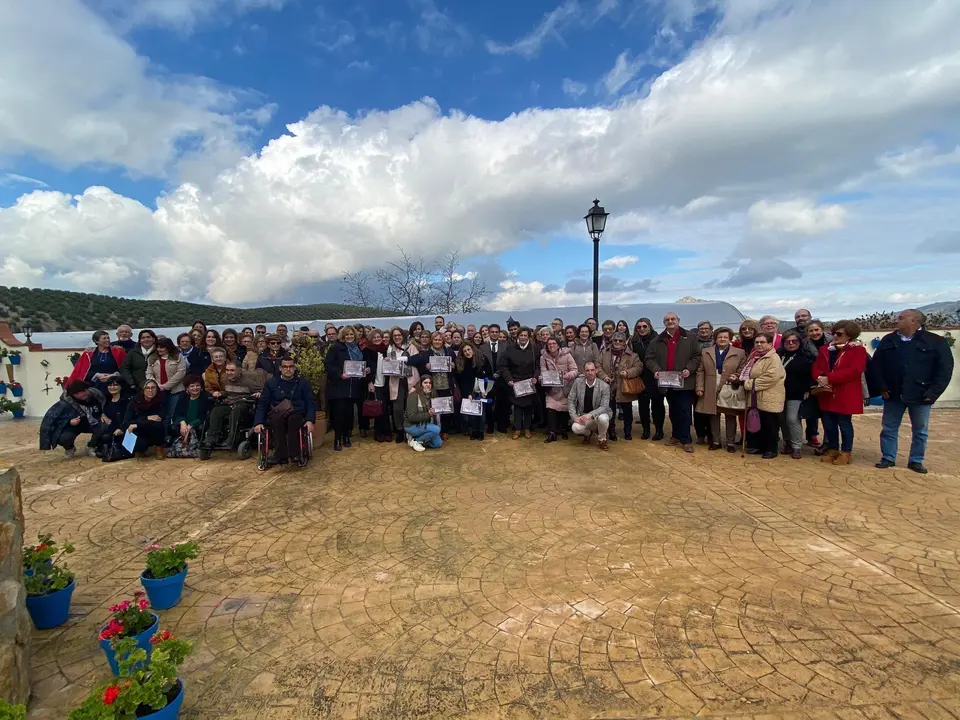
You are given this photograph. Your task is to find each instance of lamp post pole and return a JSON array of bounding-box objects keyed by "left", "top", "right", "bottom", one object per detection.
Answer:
[{"left": 584, "top": 199, "right": 609, "bottom": 323}]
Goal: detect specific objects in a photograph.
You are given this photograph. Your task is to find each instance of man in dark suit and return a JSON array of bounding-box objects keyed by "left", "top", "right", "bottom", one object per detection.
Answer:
[{"left": 480, "top": 323, "right": 510, "bottom": 433}]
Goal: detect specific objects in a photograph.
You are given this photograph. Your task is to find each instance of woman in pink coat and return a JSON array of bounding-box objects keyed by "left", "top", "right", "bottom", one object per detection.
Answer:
[{"left": 541, "top": 337, "right": 579, "bottom": 443}]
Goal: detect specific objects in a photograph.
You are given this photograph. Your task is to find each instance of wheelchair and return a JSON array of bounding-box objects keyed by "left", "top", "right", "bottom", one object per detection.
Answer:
[
  {"left": 197, "top": 397, "right": 258, "bottom": 461},
  {"left": 256, "top": 424, "right": 313, "bottom": 471}
]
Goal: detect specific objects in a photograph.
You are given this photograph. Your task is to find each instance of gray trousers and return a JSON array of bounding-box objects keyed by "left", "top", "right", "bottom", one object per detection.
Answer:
[
  {"left": 571, "top": 414, "right": 610, "bottom": 440},
  {"left": 779, "top": 400, "right": 803, "bottom": 450},
  {"left": 709, "top": 413, "right": 738, "bottom": 445}
]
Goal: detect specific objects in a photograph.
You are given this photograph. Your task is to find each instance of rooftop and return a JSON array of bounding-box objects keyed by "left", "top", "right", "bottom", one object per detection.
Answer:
[{"left": 6, "top": 410, "right": 959, "bottom": 718}]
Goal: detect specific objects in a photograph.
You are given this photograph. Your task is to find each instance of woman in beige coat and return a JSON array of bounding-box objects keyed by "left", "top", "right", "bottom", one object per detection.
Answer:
[
  {"left": 742, "top": 332, "right": 786, "bottom": 459},
  {"left": 695, "top": 327, "right": 746, "bottom": 451},
  {"left": 596, "top": 332, "right": 643, "bottom": 441},
  {"left": 146, "top": 337, "right": 187, "bottom": 421}
]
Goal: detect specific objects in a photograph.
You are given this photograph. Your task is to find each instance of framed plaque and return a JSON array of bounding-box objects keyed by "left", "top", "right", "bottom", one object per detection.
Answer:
[
  {"left": 344, "top": 360, "right": 366, "bottom": 378},
  {"left": 513, "top": 378, "right": 535, "bottom": 397}
]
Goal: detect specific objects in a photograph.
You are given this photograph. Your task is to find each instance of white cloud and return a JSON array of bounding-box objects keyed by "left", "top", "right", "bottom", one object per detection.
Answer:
[
  {"left": 3, "top": 0, "right": 960, "bottom": 313},
  {"left": 486, "top": 1, "right": 581, "bottom": 58},
  {"left": 0, "top": 0, "right": 268, "bottom": 177},
  {"left": 602, "top": 50, "right": 646, "bottom": 94},
  {"left": 0, "top": 173, "right": 47, "bottom": 188},
  {"left": 91, "top": 0, "right": 287, "bottom": 32},
  {"left": 562, "top": 78, "right": 588, "bottom": 98},
  {"left": 414, "top": 0, "right": 472, "bottom": 55},
  {"left": 747, "top": 199, "right": 847, "bottom": 235},
  {"left": 598, "top": 255, "right": 638, "bottom": 270}
]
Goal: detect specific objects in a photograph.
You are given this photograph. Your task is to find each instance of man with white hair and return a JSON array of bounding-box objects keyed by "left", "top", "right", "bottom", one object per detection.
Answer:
[
  {"left": 644, "top": 312, "right": 701, "bottom": 453},
  {"left": 112, "top": 324, "right": 136, "bottom": 351}
]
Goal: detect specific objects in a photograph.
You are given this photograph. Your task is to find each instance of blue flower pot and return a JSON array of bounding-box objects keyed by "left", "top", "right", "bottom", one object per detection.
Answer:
[
  {"left": 141, "top": 566, "right": 188, "bottom": 610},
  {"left": 12, "top": 410, "right": 24, "bottom": 419},
  {"left": 0, "top": 382, "right": 6, "bottom": 394},
  {"left": 11, "top": 386, "right": 23, "bottom": 397},
  {"left": 9, "top": 354, "right": 20, "bottom": 365},
  {"left": 99, "top": 612, "right": 159, "bottom": 676},
  {"left": 142, "top": 680, "right": 184, "bottom": 719},
  {"left": 26, "top": 579, "right": 75, "bottom": 630}
]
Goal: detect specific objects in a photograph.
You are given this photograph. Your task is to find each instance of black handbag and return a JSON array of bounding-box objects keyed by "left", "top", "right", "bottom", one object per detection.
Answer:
[
  {"left": 102, "top": 440, "right": 132, "bottom": 463},
  {"left": 798, "top": 396, "right": 818, "bottom": 420}
]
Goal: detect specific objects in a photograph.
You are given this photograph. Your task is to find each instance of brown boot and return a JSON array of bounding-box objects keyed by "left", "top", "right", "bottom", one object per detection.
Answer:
[
  {"left": 512, "top": 431, "right": 520, "bottom": 440},
  {"left": 821, "top": 450, "right": 840, "bottom": 463},
  {"left": 524, "top": 430, "right": 532, "bottom": 439},
  {"left": 833, "top": 451, "right": 851, "bottom": 466},
  {"left": 154, "top": 446, "right": 165, "bottom": 459},
  {"left": 598, "top": 439, "right": 609, "bottom": 451}
]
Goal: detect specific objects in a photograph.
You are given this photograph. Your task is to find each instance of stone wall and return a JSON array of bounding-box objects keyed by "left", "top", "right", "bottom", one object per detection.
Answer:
[{"left": 0, "top": 466, "right": 29, "bottom": 705}]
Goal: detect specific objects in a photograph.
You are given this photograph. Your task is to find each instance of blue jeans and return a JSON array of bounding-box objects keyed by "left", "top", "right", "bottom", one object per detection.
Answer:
[
  {"left": 880, "top": 400, "right": 931, "bottom": 464},
  {"left": 406, "top": 423, "right": 443, "bottom": 448},
  {"left": 821, "top": 411, "right": 853, "bottom": 452}
]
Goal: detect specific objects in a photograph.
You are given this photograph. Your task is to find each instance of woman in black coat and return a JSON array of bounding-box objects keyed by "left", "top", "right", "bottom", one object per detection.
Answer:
[
  {"left": 324, "top": 326, "right": 369, "bottom": 451},
  {"left": 122, "top": 379, "right": 168, "bottom": 457},
  {"left": 630, "top": 317, "right": 661, "bottom": 439},
  {"left": 453, "top": 342, "right": 494, "bottom": 439},
  {"left": 778, "top": 330, "right": 814, "bottom": 459},
  {"left": 499, "top": 327, "right": 539, "bottom": 439},
  {"left": 359, "top": 330, "right": 388, "bottom": 439},
  {"left": 407, "top": 331, "right": 458, "bottom": 439}
]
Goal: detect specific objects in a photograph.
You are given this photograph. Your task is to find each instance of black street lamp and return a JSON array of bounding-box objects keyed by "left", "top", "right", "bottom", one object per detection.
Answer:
[
  {"left": 584, "top": 199, "right": 609, "bottom": 322},
  {"left": 21, "top": 323, "right": 33, "bottom": 343}
]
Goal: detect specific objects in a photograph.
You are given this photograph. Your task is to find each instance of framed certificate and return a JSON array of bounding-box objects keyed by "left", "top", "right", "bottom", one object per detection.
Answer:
[
  {"left": 460, "top": 399, "right": 483, "bottom": 416},
  {"left": 382, "top": 359, "right": 402, "bottom": 376},
  {"left": 657, "top": 371, "right": 683, "bottom": 389},
  {"left": 431, "top": 396, "right": 454, "bottom": 414},
  {"left": 428, "top": 355, "right": 452, "bottom": 373},
  {"left": 540, "top": 370, "right": 562, "bottom": 387},
  {"left": 343, "top": 360, "right": 366, "bottom": 378},
  {"left": 513, "top": 378, "right": 535, "bottom": 397}
]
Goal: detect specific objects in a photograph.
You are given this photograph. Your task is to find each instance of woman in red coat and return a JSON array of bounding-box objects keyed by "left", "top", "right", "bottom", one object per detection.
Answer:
[{"left": 811, "top": 320, "right": 867, "bottom": 465}]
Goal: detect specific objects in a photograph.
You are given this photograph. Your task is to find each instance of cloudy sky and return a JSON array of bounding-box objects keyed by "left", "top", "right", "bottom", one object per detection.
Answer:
[{"left": 2, "top": 0, "right": 959, "bottom": 319}]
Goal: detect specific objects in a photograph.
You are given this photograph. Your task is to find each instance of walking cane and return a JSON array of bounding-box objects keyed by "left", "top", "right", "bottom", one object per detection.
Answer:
[{"left": 741, "top": 408, "right": 748, "bottom": 458}]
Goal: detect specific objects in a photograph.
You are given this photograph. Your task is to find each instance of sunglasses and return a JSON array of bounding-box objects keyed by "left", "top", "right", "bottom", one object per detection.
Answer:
[
  {"left": 269, "top": 341, "right": 281, "bottom": 345},
  {"left": 833, "top": 331, "right": 846, "bottom": 337}
]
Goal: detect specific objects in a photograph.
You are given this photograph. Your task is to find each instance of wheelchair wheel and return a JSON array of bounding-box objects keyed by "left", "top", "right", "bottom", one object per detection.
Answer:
[{"left": 237, "top": 440, "right": 252, "bottom": 461}]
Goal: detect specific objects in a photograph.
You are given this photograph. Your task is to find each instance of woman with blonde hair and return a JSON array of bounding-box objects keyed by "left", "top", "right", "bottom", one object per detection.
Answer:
[{"left": 743, "top": 332, "right": 786, "bottom": 458}]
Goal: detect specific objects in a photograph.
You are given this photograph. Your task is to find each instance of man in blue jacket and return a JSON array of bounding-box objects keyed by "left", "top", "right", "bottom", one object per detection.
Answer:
[
  {"left": 871, "top": 309, "right": 954, "bottom": 474},
  {"left": 254, "top": 357, "right": 316, "bottom": 465}
]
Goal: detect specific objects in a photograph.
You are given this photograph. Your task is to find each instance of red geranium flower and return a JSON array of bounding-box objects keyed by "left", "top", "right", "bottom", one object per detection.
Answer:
[
  {"left": 103, "top": 685, "right": 121, "bottom": 705},
  {"left": 150, "top": 629, "right": 173, "bottom": 645},
  {"left": 35, "top": 544, "right": 50, "bottom": 551}
]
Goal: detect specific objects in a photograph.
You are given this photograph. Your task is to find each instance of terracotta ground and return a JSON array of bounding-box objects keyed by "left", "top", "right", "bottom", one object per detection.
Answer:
[{"left": 2, "top": 410, "right": 960, "bottom": 720}]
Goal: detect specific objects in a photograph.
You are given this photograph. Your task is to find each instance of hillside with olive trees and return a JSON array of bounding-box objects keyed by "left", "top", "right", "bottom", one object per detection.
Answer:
[{"left": 0, "top": 286, "right": 395, "bottom": 332}]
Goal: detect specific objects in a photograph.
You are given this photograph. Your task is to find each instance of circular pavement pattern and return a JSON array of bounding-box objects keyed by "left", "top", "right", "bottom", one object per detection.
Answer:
[{"left": 3, "top": 411, "right": 960, "bottom": 719}]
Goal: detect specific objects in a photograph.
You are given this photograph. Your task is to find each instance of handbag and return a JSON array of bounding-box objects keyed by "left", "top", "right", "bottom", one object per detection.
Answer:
[
  {"left": 621, "top": 376, "right": 645, "bottom": 395},
  {"left": 101, "top": 439, "right": 132, "bottom": 463},
  {"left": 362, "top": 392, "right": 384, "bottom": 418},
  {"left": 746, "top": 390, "right": 761, "bottom": 434},
  {"left": 267, "top": 398, "right": 294, "bottom": 422},
  {"left": 716, "top": 382, "right": 746, "bottom": 412},
  {"left": 810, "top": 385, "right": 833, "bottom": 397},
  {"left": 798, "top": 396, "right": 818, "bottom": 420}
]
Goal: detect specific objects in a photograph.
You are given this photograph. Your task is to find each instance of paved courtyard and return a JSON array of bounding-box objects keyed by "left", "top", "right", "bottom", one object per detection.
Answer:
[{"left": 3, "top": 410, "right": 960, "bottom": 719}]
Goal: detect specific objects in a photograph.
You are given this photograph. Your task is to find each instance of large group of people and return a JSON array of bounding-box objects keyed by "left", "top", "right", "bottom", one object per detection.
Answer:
[{"left": 39, "top": 308, "right": 953, "bottom": 473}]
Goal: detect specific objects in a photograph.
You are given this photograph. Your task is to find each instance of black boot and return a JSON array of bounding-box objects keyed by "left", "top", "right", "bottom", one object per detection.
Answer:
[
  {"left": 651, "top": 429, "right": 664, "bottom": 441},
  {"left": 560, "top": 431, "right": 568, "bottom": 440},
  {"left": 395, "top": 431, "right": 405, "bottom": 444},
  {"left": 544, "top": 433, "right": 557, "bottom": 443},
  {"left": 608, "top": 428, "right": 618, "bottom": 441},
  {"left": 641, "top": 427, "right": 651, "bottom": 440}
]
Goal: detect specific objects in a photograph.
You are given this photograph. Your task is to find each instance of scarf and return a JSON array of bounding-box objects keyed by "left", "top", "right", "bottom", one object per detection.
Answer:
[
  {"left": 367, "top": 341, "right": 387, "bottom": 354},
  {"left": 714, "top": 345, "right": 728, "bottom": 373},
  {"left": 345, "top": 342, "right": 363, "bottom": 362},
  {"left": 739, "top": 349, "right": 763, "bottom": 382}
]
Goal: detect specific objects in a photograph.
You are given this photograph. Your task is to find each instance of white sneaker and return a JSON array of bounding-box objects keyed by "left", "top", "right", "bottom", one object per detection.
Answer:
[
  {"left": 407, "top": 435, "right": 417, "bottom": 448},
  {"left": 63, "top": 448, "right": 76, "bottom": 459},
  {"left": 85, "top": 447, "right": 97, "bottom": 457},
  {"left": 411, "top": 440, "right": 426, "bottom": 452}
]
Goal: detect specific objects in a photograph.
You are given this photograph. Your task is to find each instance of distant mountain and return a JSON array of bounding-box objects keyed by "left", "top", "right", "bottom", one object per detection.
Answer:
[
  {"left": 0, "top": 286, "right": 395, "bottom": 332},
  {"left": 918, "top": 300, "right": 960, "bottom": 314},
  {"left": 675, "top": 296, "right": 710, "bottom": 303}
]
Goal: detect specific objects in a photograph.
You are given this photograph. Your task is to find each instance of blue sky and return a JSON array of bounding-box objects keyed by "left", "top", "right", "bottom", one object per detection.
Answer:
[{"left": 2, "top": 0, "right": 960, "bottom": 318}]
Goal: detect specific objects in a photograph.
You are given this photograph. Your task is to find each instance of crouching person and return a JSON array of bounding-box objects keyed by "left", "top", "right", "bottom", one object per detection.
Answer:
[
  {"left": 202, "top": 362, "right": 265, "bottom": 451},
  {"left": 167, "top": 376, "right": 215, "bottom": 458},
  {"left": 253, "top": 357, "right": 316, "bottom": 466},
  {"left": 39, "top": 380, "right": 106, "bottom": 458},
  {"left": 568, "top": 362, "right": 613, "bottom": 450},
  {"left": 122, "top": 379, "right": 168, "bottom": 458},
  {"left": 403, "top": 375, "right": 443, "bottom": 452}
]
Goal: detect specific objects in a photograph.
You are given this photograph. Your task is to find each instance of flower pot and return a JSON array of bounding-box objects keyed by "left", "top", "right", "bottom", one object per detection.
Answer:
[
  {"left": 25, "top": 579, "right": 76, "bottom": 629},
  {"left": 141, "top": 567, "right": 188, "bottom": 610},
  {"left": 0, "top": 382, "right": 6, "bottom": 394},
  {"left": 11, "top": 386, "right": 23, "bottom": 397},
  {"left": 8, "top": 354, "right": 20, "bottom": 366},
  {"left": 12, "top": 409, "right": 25, "bottom": 419},
  {"left": 99, "top": 613, "right": 159, "bottom": 676},
  {"left": 141, "top": 679, "right": 185, "bottom": 719}
]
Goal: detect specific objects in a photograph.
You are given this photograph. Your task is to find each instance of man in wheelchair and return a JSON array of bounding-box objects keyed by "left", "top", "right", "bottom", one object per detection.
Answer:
[
  {"left": 253, "top": 357, "right": 316, "bottom": 466},
  {"left": 201, "top": 362, "right": 265, "bottom": 453}
]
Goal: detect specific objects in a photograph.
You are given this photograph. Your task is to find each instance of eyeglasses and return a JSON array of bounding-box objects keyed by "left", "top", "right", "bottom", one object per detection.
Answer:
[
  {"left": 613, "top": 339, "right": 625, "bottom": 344},
  {"left": 833, "top": 330, "right": 846, "bottom": 337},
  {"left": 785, "top": 339, "right": 800, "bottom": 345},
  {"left": 269, "top": 341, "right": 281, "bottom": 345}
]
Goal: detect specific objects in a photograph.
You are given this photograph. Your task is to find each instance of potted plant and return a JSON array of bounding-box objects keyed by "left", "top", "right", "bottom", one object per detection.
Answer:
[
  {"left": 7, "top": 350, "right": 21, "bottom": 366},
  {"left": 140, "top": 541, "right": 199, "bottom": 610},
  {"left": 69, "top": 352, "right": 81, "bottom": 366},
  {"left": 0, "top": 699, "right": 26, "bottom": 720},
  {"left": 9, "top": 382, "right": 23, "bottom": 397},
  {"left": 0, "top": 380, "right": 6, "bottom": 394},
  {"left": 5, "top": 398, "right": 26, "bottom": 419},
  {"left": 69, "top": 631, "right": 192, "bottom": 720},
  {"left": 98, "top": 592, "right": 159, "bottom": 676},
  {"left": 23, "top": 534, "right": 76, "bottom": 629},
  {"left": 0, "top": 348, "right": 6, "bottom": 363}
]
